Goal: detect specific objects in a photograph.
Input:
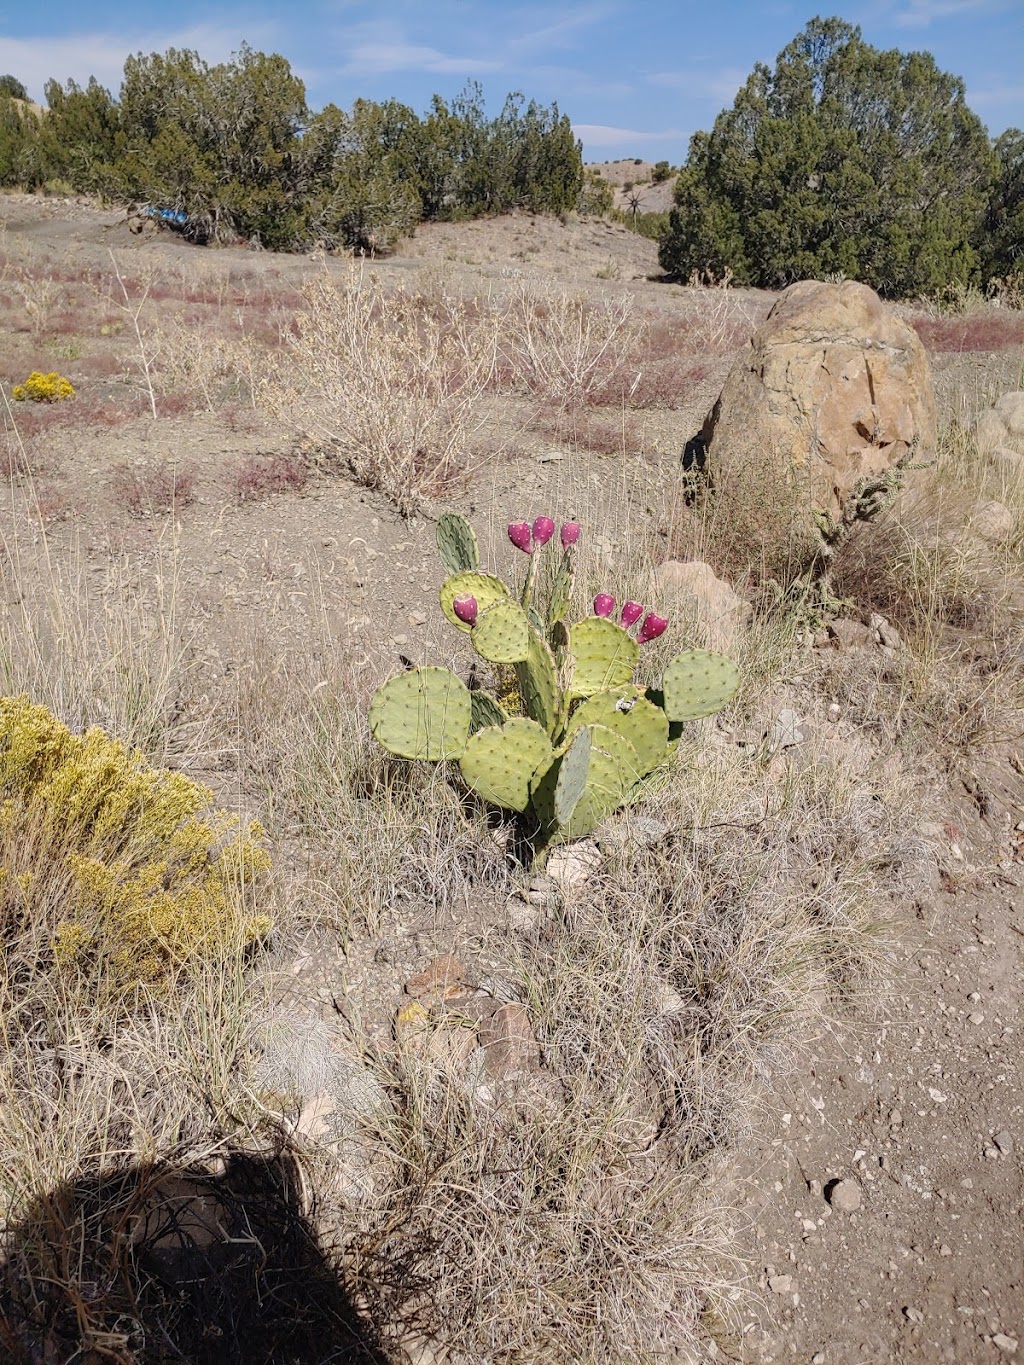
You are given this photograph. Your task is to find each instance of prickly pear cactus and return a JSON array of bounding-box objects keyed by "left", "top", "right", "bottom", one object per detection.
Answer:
[{"left": 368, "top": 515, "right": 742, "bottom": 856}]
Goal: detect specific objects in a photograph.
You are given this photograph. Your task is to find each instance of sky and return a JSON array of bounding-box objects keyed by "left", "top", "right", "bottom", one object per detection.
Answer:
[{"left": 1, "top": 1, "right": 1021, "bottom": 162}]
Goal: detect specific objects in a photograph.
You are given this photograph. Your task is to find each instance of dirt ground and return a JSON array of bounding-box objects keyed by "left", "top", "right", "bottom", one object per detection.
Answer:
[{"left": 0, "top": 191, "right": 1022, "bottom": 1363}]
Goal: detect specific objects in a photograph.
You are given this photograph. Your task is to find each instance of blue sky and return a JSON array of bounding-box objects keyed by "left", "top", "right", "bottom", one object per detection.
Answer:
[{"left": 1, "top": 2, "right": 1021, "bottom": 160}]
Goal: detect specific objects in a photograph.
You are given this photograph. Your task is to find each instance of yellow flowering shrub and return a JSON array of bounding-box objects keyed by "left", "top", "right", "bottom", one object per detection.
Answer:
[
  {"left": 0, "top": 695, "right": 271, "bottom": 1000},
  {"left": 12, "top": 370, "right": 76, "bottom": 402}
]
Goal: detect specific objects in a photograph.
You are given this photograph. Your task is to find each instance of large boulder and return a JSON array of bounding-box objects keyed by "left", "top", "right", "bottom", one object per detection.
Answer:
[{"left": 694, "top": 280, "right": 937, "bottom": 574}]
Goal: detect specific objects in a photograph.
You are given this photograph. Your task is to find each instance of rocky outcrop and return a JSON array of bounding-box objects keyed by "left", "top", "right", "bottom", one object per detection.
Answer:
[{"left": 694, "top": 279, "right": 937, "bottom": 573}]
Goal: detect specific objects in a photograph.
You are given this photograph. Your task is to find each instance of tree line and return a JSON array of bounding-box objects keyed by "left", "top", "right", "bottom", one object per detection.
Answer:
[
  {"left": 0, "top": 48, "right": 582, "bottom": 251},
  {"left": 0, "top": 21, "right": 1020, "bottom": 297}
]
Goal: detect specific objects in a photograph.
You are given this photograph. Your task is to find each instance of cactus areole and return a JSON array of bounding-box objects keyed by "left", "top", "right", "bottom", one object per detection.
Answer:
[{"left": 369, "top": 513, "right": 740, "bottom": 854}]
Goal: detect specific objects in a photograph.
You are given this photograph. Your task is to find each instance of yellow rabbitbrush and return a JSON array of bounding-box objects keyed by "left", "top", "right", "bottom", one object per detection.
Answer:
[
  {"left": 0, "top": 696, "right": 271, "bottom": 1002},
  {"left": 12, "top": 370, "right": 75, "bottom": 402}
]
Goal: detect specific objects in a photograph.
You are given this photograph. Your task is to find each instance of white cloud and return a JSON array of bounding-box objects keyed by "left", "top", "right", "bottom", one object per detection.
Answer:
[
  {"left": 0, "top": 22, "right": 279, "bottom": 101},
  {"left": 339, "top": 41, "right": 501, "bottom": 77},
  {"left": 892, "top": 0, "right": 991, "bottom": 25},
  {"left": 573, "top": 122, "right": 685, "bottom": 147}
]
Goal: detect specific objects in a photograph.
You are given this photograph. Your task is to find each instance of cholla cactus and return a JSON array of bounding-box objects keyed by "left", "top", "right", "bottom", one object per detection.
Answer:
[{"left": 369, "top": 513, "right": 739, "bottom": 851}]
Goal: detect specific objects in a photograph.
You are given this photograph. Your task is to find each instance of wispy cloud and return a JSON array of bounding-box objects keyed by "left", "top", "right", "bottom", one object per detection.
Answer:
[
  {"left": 505, "top": 4, "right": 615, "bottom": 53},
  {"left": 339, "top": 40, "right": 501, "bottom": 77},
  {"left": 649, "top": 67, "right": 748, "bottom": 101},
  {"left": 573, "top": 122, "right": 684, "bottom": 147},
  {"left": 0, "top": 23, "right": 278, "bottom": 100},
  {"left": 891, "top": 0, "right": 992, "bottom": 26}
]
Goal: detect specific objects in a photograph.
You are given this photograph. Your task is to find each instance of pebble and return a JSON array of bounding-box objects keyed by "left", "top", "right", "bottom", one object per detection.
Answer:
[
  {"left": 769, "top": 708, "right": 809, "bottom": 749},
  {"left": 826, "top": 1178, "right": 862, "bottom": 1213},
  {"left": 969, "top": 1012, "right": 985, "bottom": 1025},
  {"left": 993, "top": 1131, "right": 1014, "bottom": 1155},
  {"left": 812, "top": 1355, "right": 826, "bottom": 1365},
  {"left": 993, "top": 1335, "right": 1019, "bottom": 1356},
  {"left": 903, "top": 1306, "right": 924, "bottom": 1324},
  {"left": 768, "top": 1274, "right": 793, "bottom": 1294}
]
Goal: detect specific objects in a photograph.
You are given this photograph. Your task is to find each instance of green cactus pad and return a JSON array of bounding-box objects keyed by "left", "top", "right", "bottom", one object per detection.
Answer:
[
  {"left": 548, "top": 550, "right": 575, "bottom": 626},
  {"left": 515, "top": 628, "right": 560, "bottom": 735},
  {"left": 369, "top": 667, "right": 471, "bottom": 761},
  {"left": 661, "top": 650, "right": 740, "bottom": 722},
  {"left": 471, "top": 600, "right": 531, "bottom": 664},
  {"left": 554, "top": 725, "right": 592, "bottom": 826},
  {"left": 567, "top": 617, "right": 640, "bottom": 697},
  {"left": 440, "top": 572, "right": 510, "bottom": 633},
  {"left": 470, "top": 690, "right": 508, "bottom": 734},
  {"left": 556, "top": 723, "right": 641, "bottom": 840},
  {"left": 436, "top": 512, "right": 479, "bottom": 574},
  {"left": 459, "top": 717, "right": 553, "bottom": 812},
  {"left": 566, "top": 687, "right": 669, "bottom": 777}
]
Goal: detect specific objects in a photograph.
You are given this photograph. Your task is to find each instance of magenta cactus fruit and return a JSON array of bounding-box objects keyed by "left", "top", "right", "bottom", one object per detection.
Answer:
[
  {"left": 560, "top": 521, "right": 581, "bottom": 549},
  {"left": 508, "top": 521, "right": 533, "bottom": 553},
  {"left": 593, "top": 593, "right": 615, "bottom": 618},
  {"left": 620, "top": 601, "right": 644, "bottom": 628},
  {"left": 452, "top": 594, "right": 479, "bottom": 626},
  {"left": 532, "top": 516, "right": 555, "bottom": 546},
  {"left": 637, "top": 612, "right": 669, "bottom": 644}
]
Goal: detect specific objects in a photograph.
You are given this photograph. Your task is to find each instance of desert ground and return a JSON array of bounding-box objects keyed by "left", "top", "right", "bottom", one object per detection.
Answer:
[{"left": 0, "top": 190, "right": 1021, "bottom": 1364}]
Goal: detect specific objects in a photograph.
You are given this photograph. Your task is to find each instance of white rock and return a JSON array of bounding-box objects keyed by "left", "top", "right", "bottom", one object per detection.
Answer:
[
  {"left": 993, "top": 1334, "right": 1019, "bottom": 1356},
  {"left": 768, "top": 1274, "right": 793, "bottom": 1293},
  {"left": 546, "top": 839, "right": 603, "bottom": 893},
  {"left": 826, "top": 1178, "right": 862, "bottom": 1213},
  {"left": 653, "top": 559, "right": 751, "bottom": 652},
  {"left": 769, "top": 707, "right": 809, "bottom": 750}
]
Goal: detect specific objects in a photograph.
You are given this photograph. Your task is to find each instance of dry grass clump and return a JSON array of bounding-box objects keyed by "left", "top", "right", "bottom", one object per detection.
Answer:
[
  {"left": 111, "top": 461, "right": 197, "bottom": 517},
  {"left": 232, "top": 452, "right": 309, "bottom": 501},
  {"left": 263, "top": 268, "right": 506, "bottom": 516},
  {"left": 339, "top": 728, "right": 912, "bottom": 1362}
]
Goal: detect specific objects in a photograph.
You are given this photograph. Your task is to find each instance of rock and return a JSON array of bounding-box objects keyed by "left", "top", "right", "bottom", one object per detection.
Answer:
[
  {"left": 405, "top": 954, "right": 467, "bottom": 1002},
  {"left": 992, "top": 445, "right": 1024, "bottom": 476},
  {"left": 994, "top": 390, "right": 1024, "bottom": 437},
  {"left": 768, "top": 1274, "right": 793, "bottom": 1293},
  {"left": 653, "top": 560, "right": 752, "bottom": 652},
  {"left": 546, "top": 839, "right": 603, "bottom": 893},
  {"left": 696, "top": 279, "right": 936, "bottom": 573},
  {"left": 768, "top": 707, "right": 809, "bottom": 750},
  {"left": 825, "top": 1177, "right": 862, "bottom": 1213},
  {"left": 478, "top": 1001, "right": 540, "bottom": 1080},
  {"left": 828, "top": 618, "right": 874, "bottom": 651},
  {"left": 992, "top": 1130, "right": 1014, "bottom": 1155},
  {"left": 968, "top": 499, "right": 1015, "bottom": 545},
  {"left": 974, "top": 407, "right": 1009, "bottom": 454},
  {"left": 903, "top": 1306, "right": 924, "bottom": 1324},
  {"left": 993, "top": 1334, "right": 1019, "bottom": 1355},
  {"left": 827, "top": 702, "right": 841, "bottom": 722},
  {"left": 868, "top": 613, "right": 901, "bottom": 649}
]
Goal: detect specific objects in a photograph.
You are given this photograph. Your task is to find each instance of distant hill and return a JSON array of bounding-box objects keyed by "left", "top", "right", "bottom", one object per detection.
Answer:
[{"left": 584, "top": 159, "right": 677, "bottom": 213}]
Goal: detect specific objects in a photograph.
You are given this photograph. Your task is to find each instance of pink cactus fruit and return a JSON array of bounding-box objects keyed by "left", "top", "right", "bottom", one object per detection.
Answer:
[
  {"left": 560, "top": 521, "right": 581, "bottom": 549},
  {"left": 453, "top": 594, "right": 479, "bottom": 626},
  {"left": 593, "top": 593, "right": 615, "bottom": 618},
  {"left": 508, "top": 521, "right": 533, "bottom": 553},
  {"left": 620, "top": 601, "right": 644, "bottom": 628},
  {"left": 637, "top": 612, "right": 668, "bottom": 644},
  {"left": 532, "top": 516, "right": 555, "bottom": 546}
]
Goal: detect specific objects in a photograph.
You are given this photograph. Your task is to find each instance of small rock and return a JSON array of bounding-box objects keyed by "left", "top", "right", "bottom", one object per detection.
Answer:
[
  {"left": 868, "top": 613, "right": 902, "bottom": 649},
  {"left": 974, "top": 407, "right": 1009, "bottom": 454},
  {"left": 903, "top": 1306, "right": 924, "bottom": 1324},
  {"left": 969, "top": 1012, "right": 985, "bottom": 1025},
  {"left": 629, "top": 814, "right": 671, "bottom": 847},
  {"left": 827, "top": 701, "right": 841, "bottom": 722},
  {"left": 969, "top": 499, "right": 1015, "bottom": 546},
  {"left": 653, "top": 980, "right": 685, "bottom": 1015},
  {"left": 993, "top": 1334, "right": 1019, "bottom": 1356},
  {"left": 940, "top": 1244, "right": 953, "bottom": 1257},
  {"left": 992, "top": 1130, "right": 1014, "bottom": 1156},
  {"left": 478, "top": 1002, "right": 540, "bottom": 1080},
  {"left": 828, "top": 618, "right": 874, "bottom": 651},
  {"left": 768, "top": 1274, "right": 793, "bottom": 1294},
  {"left": 825, "top": 1178, "right": 862, "bottom": 1213},
  {"left": 405, "top": 954, "right": 467, "bottom": 1002},
  {"left": 812, "top": 1354, "right": 826, "bottom": 1364},
  {"left": 507, "top": 896, "right": 544, "bottom": 933},
  {"left": 768, "top": 707, "right": 809, "bottom": 750},
  {"left": 546, "top": 840, "right": 603, "bottom": 893}
]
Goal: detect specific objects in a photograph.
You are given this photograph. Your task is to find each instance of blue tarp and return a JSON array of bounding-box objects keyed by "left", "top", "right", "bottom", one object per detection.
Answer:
[{"left": 143, "top": 206, "right": 188, "bottom": 227}]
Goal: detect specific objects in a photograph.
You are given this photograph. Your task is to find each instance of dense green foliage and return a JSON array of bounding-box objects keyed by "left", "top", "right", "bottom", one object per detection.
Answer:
[
  {"left": 659, "top": 18, "right": 1003, "bottom": 297},
  {"left": 0, "top": 50, "right": 582, "bottom": 252},
  {"left": 984, "top": 128, "right": 1024, "bottom": 282},
  {"left": 0, "top": 75, "right": 28, "bottom": 101}
]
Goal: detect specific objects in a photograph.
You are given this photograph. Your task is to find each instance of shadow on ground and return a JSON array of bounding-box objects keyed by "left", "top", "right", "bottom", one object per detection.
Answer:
[{"left": 0, "top": 1150, "right": 390, "bottom": 1364}]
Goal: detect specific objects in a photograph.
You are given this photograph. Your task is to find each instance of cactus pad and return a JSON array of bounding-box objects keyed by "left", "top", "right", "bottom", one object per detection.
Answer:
[
  {"left": 567, "top": 617, "right": 640, "bottom": 696},
  {"left": 567, "top": 687, "right": 669, "bottom": 776},
  {"left": 440, "top": 572, "right": 510, "bottom": 633},
  {"left": 469, "top": 690, "right": 508, "bottom": 734},
  {"left": 471, "top": 600, "right": 531, "bottom": 663},
  {"left": 369, "top": 666, "right": 471, "bottom": 760},
  {"left": 436, "top": 512, "right": 479, "bottom": 574},
  {"left": 553, "top": 725, "right": 592, "bottom": 826},
  {"left": 459, "top": 717, "right": 553, "bottom": 812},
  {"left": 661, "top": 650, "right": 740, "bottom": 722},
  {"left": 515, "top": 628, "right": 560, "bottom": 735},
  {"left": 555, "top": 723, "right": 641, "bottom": 840}
]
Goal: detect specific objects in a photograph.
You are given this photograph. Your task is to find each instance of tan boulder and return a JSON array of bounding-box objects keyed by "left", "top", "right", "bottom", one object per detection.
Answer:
[
  {"left": 696, "top": 280, "right": 936, "bottom": 572},
  {"left": 654, "top": 559, "right": 751, "bottom": 653}
]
